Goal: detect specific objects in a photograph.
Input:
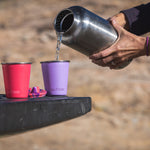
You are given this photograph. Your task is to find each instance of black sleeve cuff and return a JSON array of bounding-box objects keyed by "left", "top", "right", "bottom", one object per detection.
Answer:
[{"left": 121, "top": 3, "right": 150, "bottom": 35}]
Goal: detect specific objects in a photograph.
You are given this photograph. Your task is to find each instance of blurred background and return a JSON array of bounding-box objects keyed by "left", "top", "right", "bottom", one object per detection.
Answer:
[{"left": 0, "top": 0, "right": 150, "bottom": 150}]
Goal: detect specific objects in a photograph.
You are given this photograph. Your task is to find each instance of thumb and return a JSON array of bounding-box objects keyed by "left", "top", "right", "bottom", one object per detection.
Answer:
[{"left": 111, "top": 20, "right": 124, "bottom": 36}]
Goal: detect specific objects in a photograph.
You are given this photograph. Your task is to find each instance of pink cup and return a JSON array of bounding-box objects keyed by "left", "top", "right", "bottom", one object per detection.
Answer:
[
  {"left": 2, "top": 62, "right": 32, "bottom": 98},
  {"left": 41, "top": 61, "right": 70, "bottom": 96}
]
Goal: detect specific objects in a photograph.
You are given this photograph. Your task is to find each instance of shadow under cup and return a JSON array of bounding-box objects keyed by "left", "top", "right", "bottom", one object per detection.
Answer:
[{"left": 41, "top": 61, "right": 70, "bottom": 96}]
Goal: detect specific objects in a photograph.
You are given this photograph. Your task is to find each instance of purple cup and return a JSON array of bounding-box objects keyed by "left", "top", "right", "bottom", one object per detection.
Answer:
[{"left": 41, "top": 60, "right": 70, "bottom": 96}]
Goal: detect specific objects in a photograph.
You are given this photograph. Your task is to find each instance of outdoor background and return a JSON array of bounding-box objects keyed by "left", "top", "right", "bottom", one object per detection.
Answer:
[{"left": 0, "top": 0, "right": 150, "bottom": 150}]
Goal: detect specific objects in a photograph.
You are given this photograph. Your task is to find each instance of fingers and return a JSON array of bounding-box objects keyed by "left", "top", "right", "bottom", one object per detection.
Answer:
[
  {"left": 110, "top": 60, "right": 130, "bottom": 69},
  {"left": 91, "top": 46, "right": 116, "bottom": 58},
  {"left": 91, "top": 53, "right": 131, "bottom": 69},
  {"left": 89, "top": 20, "right": 122, "bottom": 60},
  {"left": 89, "top": 43, "right": 118, "bottom": 60},
  {"left": 90, "top": 50, "right": 119, "bottom": 64},
  {"left": 109, "top": 55, "right": 132, "bottom": 69},
  {"left": 91, "top": 58, "right": 118, "bottom": 69},
  {"left": 91, "top": 59, "right": 107, "bottom": 67}
]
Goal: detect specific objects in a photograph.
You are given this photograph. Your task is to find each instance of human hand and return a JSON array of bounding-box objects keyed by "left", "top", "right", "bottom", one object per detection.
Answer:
[
  {"left": 89, "top": 20, "right": 146, "bottom": 69},
  {"left": 108, "top": 13, "right": 129, "bottom": 30}
]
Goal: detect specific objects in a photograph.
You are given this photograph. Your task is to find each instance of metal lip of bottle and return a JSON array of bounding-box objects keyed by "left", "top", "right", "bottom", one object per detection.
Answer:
[{"left": 54, "top": 8, "right": 74, "bottom": 33}]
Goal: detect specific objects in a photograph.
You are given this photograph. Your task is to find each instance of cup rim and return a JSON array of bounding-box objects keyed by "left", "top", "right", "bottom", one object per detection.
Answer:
[
  {"left": 40, "top": 60, "right": 70, "bottom": 63},
  {"left": 1, "top": 62, "right": 32, "bottom": 65}
]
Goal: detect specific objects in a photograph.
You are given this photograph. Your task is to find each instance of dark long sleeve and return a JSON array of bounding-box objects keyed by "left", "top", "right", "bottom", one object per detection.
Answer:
[{"left": 121, "top": 3, "right": 150, "bottom": 35}]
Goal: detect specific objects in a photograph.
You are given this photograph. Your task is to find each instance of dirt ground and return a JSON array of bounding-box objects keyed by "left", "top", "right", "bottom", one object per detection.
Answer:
[{"left": 0, "top": 0, "right": 150, "bottom": 150}]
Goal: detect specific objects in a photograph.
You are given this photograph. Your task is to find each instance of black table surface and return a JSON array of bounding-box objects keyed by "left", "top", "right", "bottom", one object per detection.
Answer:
[{"left": 0, "top": 95, "right": 91, "bottom": 136}]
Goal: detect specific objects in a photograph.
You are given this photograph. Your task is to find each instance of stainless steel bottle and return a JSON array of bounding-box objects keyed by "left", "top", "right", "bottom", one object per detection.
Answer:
[{"left": 54, "top": 6, "right": 131, "bottom": 69}]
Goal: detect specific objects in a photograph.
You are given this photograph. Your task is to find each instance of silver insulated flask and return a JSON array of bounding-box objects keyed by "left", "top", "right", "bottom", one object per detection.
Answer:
[{"left": 54, "top": 6, "right": 131, "bottom": 69}]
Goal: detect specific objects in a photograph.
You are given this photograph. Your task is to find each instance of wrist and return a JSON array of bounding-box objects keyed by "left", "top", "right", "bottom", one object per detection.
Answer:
[
  {"left": 138, "top": 36, "right": 149, "bottom": 56},
  {"left": 145, "top": 37, "right": 150, "bottom": 56},
  {"left": 138, "top": 36, "right": 147, "bottom": 56}
]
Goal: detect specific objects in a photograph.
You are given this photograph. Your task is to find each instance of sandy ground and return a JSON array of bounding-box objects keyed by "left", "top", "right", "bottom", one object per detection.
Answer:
[{"left": 0, "top": 0, "right": 150, "bottom": 150}]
